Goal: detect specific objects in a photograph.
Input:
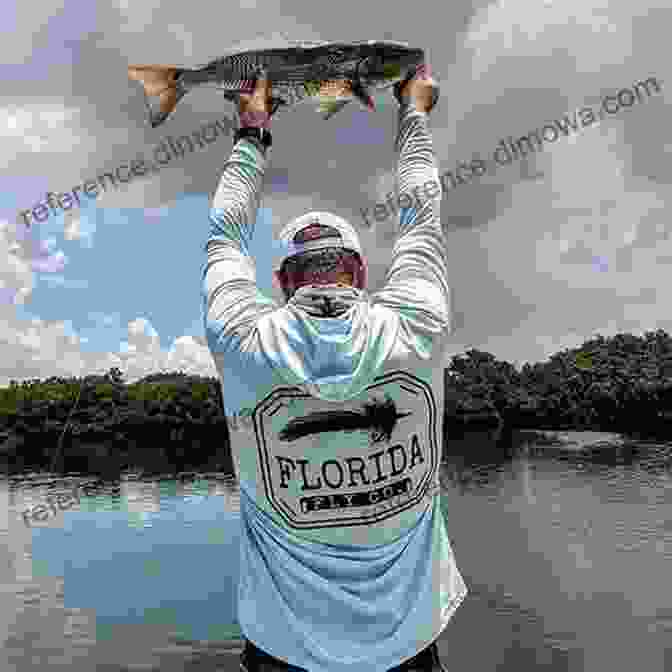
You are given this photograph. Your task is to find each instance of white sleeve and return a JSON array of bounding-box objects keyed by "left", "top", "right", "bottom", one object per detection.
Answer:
[
  {"left": 203, "top": 139, "right": 279, "bottom": 358},
  {"left": 370, "top": 104, "right": 451, "bottom": 358}
]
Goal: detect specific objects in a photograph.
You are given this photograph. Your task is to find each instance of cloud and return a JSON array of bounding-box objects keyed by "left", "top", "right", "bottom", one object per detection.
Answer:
[
  {"left": 0, "top": 1, "right": 64, "bottom": 65},
  {"left": 1, "top": 221, "right": 69, "bottom": 278},
  {"left": 127, "top": 317, "right": 160, "bottom": 351},
  {"left": 0, "top": 104, "right": 85, "bottom": 155},
  {"left": 61, "top": 209, "right": 95, "bottom": 248},
  {"left": 442, "top": 114, "right": 672, "bottom": 364},
  {"left": 0, "top": 216, "right": 217, "bottom": 384},
  {"left": 63, "top": 212, "right": 83, "bottom": 241},
  {"left": 528, "top": 121, "right": 672, "bottom": 292},
  {"left": 0, "top": 309, "right": 217, "bottom": 386},
  {"left": 114, "top": 318, "right": 216, "bottom": 383},
  {"left": 2, "top": 1, "right": 672, "bottom": 383},
  {"left": 463, "top": 0, "right": 670, "bottom": 82},
  {"left": 165, "top": 335, "right": 216, "bottom": 373},
  {"left": 0, "top": 219, "right": 38, "bottom": 306}
]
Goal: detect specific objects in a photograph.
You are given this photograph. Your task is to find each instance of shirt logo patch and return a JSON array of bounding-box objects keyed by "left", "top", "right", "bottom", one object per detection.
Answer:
[{"left": 251, "top": 371, "right": 440, "bottom": 529}]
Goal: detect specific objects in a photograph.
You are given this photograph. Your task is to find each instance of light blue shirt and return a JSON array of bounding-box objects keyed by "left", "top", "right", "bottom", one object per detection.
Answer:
[{"left": 203, "top": 104, "right": 467, "bottom": 671}]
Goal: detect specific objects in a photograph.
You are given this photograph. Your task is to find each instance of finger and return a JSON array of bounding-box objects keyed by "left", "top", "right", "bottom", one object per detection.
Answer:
[
  {"left": 255, "top": 77, "right": 273, "bottom": 107},
  {"left": 239, "top": 76, "right": 271, "bottom": 106},
  {"left": 239, "top": 71, "right": 267, "bottom": 97},
  {"left": 255, "top": 75, "right": 271, "bottom": 93},
  {"left": 239, "top": 78, "right": 256, "bottom": 96},
  {"left": 416, "top": 63, "right": 432, "bottom": 80}
]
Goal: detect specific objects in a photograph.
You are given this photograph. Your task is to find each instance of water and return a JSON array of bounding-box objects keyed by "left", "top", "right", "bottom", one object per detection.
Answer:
[{"left": 1, "top": 430, "right": 670, "bottom": 671}]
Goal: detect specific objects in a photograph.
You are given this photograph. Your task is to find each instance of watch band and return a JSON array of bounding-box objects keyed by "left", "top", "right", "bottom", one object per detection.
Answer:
[{"left": 234, "top": 126, "right": 273, "bottom": 149}]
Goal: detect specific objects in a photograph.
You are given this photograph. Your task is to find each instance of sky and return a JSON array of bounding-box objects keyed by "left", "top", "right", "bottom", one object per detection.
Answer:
[{"left": 1, "top": 0, "right": 671, "bottom": 385}]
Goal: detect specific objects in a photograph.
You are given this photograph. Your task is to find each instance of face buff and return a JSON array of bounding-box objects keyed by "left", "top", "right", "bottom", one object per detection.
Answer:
[{"left": 290, "top": 284, "right": 364, "bottom": 318}]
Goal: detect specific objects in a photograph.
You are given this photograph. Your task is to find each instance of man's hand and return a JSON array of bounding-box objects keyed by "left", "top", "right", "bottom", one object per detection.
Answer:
[
  {"left": 238, "top": 74, "right": 273, "bottom": 129},
  {"left": 394, "top": 63, "right": 439, "bottom": 114}
]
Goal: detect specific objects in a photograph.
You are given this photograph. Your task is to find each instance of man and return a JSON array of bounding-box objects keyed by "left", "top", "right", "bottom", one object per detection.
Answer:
[{"left": 203, "top": 62, "right": 467, "bottom": 672}]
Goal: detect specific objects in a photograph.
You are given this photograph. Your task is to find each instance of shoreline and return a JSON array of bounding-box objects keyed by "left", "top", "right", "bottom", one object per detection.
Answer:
[{"left": 1, "top": 420, "right": 668, "bottom": 474}]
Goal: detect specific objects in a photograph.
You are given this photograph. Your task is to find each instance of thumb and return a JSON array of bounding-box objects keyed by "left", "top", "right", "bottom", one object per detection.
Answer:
[
  {"left": 256, "top": 75, "right": 271, "bottom": 95},
  {"left": 238, "top": 74, "right": 274, "bottom": 128},
  {"left": 252, "top": 68, "right": 272, "bottom": 100}
]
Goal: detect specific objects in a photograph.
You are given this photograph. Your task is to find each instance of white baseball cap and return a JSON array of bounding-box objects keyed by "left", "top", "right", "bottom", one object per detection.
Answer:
[
  {"left": 273, "top": 211, "right": 367, "bottom": 294},
  {"left": 274, "top": 211, "right": 364, "bottom": 267}
]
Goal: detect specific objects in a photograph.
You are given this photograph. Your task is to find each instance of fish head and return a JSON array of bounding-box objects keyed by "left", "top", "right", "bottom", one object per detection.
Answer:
[{"left": 359, "top": 42, "right": 425, "bottom": 87}]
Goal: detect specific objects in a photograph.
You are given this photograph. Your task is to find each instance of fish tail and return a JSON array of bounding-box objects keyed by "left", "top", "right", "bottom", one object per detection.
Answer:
[{"left": 127, "top": 65, "right": 188, "bottom": 128}]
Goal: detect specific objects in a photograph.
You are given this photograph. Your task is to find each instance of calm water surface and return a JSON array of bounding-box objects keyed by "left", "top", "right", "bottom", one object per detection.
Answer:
[{"left": 0, "top": 430, "right": 670, "bottom": 671}]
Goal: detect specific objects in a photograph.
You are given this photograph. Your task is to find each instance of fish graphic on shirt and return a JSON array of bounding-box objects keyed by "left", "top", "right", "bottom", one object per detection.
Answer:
[{"left": 278, "top": 396, "right": 412, "bottom": 445}]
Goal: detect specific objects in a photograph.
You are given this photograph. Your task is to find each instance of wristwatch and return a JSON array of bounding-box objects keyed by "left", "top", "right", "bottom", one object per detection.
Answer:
[{"left": 234, "top": 126, "right": 273, "bottom": 150}]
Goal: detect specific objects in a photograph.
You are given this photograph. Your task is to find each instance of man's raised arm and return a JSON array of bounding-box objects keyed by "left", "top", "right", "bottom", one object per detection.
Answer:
[
  {"left": 202, "top": 78, "right": 277, "bottom": 359},
  {"left": 370, "top": 66, "right": 452, "bottom": 358}
]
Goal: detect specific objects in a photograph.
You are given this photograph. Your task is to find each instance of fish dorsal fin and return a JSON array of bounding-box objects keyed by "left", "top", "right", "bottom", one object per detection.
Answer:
[{"left": 317, "top": 98, "right": 351, "bottom": 119}]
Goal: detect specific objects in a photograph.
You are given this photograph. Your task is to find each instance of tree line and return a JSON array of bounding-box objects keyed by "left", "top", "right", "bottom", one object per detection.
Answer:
[
  {"left": 1, "top": 329, "right": 671, "bottom": 472},
  {"left": 445, "top": 328, "right": 672, "bottom": 435}
]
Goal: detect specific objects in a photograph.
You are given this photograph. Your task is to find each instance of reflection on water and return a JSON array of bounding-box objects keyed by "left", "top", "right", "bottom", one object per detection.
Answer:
[{"left": 0, "top": 431, "right": 670, "bottom": 671}]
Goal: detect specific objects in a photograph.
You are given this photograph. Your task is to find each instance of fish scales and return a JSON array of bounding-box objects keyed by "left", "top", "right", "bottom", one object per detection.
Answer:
[{"left": 128, "top": 40, "right": 426, "bottom": 127}]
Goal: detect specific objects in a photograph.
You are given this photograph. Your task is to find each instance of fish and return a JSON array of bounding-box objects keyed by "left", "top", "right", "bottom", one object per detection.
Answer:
[
  {"left": 127, "top": 40, "right": 426, "bottom": 128},
  {"left": 277, "top": 396, "right": 413, "bottom": 445}
]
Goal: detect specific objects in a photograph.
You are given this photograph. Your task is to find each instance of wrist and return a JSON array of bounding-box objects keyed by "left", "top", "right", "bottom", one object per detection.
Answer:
[
  {"left": 234, "top": 126, "right": 272, "bottom": 153},
  {"left": 398, "top": 101, "right": 426, "bottom": 119},
  {"left": 239, "top": 109, "right": 272, "bottom": 130}
]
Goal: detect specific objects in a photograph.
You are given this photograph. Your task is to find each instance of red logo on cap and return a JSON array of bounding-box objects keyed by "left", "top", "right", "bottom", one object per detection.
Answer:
[{"left": 293, "top": 224, "right": 342, "bottom": 244}]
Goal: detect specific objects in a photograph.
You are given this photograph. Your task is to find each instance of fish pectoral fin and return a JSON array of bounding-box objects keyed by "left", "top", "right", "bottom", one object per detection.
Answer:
[{"left": 317, "top": 98, "right": 351, "bottom": 119}]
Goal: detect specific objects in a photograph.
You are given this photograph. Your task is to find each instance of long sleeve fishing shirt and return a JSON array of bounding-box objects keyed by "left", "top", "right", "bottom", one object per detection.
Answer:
[{"left": 202, "top": 102, "right": 467, "bottom": 672}]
